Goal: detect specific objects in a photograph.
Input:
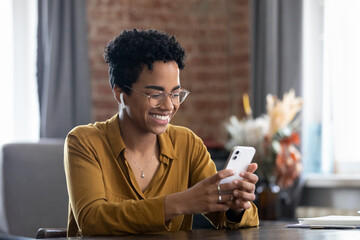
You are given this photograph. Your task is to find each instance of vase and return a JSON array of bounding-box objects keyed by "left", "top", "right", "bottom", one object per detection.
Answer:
[{"left": 256, "top": 181, "right": 281, "bottom": 220}]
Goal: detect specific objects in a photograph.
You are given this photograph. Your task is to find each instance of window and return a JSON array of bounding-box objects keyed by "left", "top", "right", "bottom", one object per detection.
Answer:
[
  {"left": 0, "top": 0, "right": 15, "bottom": 144},
  {"left": 0, "top": 0, "right": 39, "bottom": 144},
  {"left": 302, "top": 0, "right": 360, "bottom": 174},
  {"left": 324, "top": 0, "right": 360, "bottom": 173}
]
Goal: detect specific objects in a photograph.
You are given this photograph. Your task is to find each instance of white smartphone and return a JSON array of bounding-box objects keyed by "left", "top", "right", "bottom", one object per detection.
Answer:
[{"left": 219, "top": 146, "right": 256, "bottom": 184}]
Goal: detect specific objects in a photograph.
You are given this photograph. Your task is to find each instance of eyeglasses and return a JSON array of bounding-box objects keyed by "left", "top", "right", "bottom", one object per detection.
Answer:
[{"left": 123, "top": 85, "right": 190, "bottom": 108}]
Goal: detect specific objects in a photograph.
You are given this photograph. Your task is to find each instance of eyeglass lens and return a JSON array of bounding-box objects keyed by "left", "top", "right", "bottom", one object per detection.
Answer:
[{"left": 150, "top": 91, "right": 189, "bottom": 107}]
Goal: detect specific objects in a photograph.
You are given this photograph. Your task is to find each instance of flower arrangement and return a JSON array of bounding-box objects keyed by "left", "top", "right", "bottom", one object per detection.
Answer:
[{"left": 225, "top": 90, "right": 302, "bottom": 189}]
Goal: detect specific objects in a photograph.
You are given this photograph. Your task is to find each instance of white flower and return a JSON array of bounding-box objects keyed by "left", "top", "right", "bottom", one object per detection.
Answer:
[
  {"left": 267, "top": 89, "right": 302, "bottom": 136},
  {"left": 224, "top": 115, "right": 269, "bottom": 154}
]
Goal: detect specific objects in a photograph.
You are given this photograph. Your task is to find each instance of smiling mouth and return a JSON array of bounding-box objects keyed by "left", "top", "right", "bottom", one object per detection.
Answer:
[{"left": 150, "top": 113, "right": 171, "bottom": 121}]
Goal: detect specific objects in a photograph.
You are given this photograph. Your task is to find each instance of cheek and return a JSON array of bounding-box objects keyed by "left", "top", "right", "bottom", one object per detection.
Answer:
[{"left": 127, "top": 101, "right": 150, "bottom": 119}]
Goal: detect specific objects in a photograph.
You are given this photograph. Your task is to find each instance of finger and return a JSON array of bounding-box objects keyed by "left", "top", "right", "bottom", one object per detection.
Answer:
[
  {"left": 231, "top": 199, "right": 252, "bottom": 210},
  {"left": 218, "top": 181, "right": 236, "bottom": 193},
  {"left": 217, "top": 192, "right": 234, "bottom": 204},
  {"left": 212, "top": 193, "right": 233, "bottom": 210},
  {"left": 233, "top": 190, "right": 256, "bottom": 202},
  {"left": 232, "top": 181, "right": 256, "bottom": 193},
  {"left": 232, "top": 179, "right": 256, "bottom": 193},
  {"left": 246, "top": 163, "right": 258, "bottom": 173},
  {"left": 219, "top": 173, "right": 257, "bottom": 193},
  {"left": 207, "top": 169, "right": 235, "bottom": 184},
  {"left": 210, "top": 203, "right": 231, "bottom": 213},
  {"left": 239, "top": 172, "right": 259, "bottom": 184}
]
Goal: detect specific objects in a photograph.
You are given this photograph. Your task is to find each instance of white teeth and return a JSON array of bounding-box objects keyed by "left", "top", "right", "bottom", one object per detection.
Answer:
[{"left": 151, "top": 114, "right": 169, "bottom": 120}]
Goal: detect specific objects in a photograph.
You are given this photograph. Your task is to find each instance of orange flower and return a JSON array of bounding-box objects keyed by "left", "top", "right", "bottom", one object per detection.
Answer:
[{"left": 275, "top": 143, "right": 302, "bottom": 188}]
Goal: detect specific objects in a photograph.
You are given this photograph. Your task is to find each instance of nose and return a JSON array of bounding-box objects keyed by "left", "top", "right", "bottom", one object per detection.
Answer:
[{"left": 160, "top": 94, "right": 174, "bottom": 110}]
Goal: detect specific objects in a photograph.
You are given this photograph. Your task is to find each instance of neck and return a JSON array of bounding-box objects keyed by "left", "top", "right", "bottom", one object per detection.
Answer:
[{"left": 118, "top": 111, "right": 157, "bottom": 153}]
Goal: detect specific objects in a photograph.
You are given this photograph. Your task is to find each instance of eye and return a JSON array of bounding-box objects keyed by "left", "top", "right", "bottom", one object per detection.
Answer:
[
  {"left": 150, "top": 93, "right": 164, "bottom": 99},
  {"left": 171, "top": 92, "right": 180, "bottom": 98}
]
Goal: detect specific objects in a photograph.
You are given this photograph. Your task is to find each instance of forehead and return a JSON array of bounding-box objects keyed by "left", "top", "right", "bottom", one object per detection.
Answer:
[{"left": 136, "top": 61, "right": 180, "bottom": 87}]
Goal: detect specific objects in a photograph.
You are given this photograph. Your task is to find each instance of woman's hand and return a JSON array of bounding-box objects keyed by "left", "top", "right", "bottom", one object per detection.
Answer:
[
  {"left": 224, "top": 163, "right": 258, "bottom": 212},
  {"left": 164, "top": 169, "right": 236, "bottom": 220}
]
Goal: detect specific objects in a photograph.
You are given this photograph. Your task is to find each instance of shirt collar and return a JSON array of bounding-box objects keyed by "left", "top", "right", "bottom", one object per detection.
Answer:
[
  {"left": 106, "top": 114, "right": 177, "bottom": 162},
  {"left": 158, "top": 126, "right": 177, "bottom": 161},
  {"left": 107, "top": 114, "right": 126, "bottom": 159}
]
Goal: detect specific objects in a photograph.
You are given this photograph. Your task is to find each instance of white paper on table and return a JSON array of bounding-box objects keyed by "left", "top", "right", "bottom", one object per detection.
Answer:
[{"left": 298, "top": 215, "right": 360, "bottom": 226}]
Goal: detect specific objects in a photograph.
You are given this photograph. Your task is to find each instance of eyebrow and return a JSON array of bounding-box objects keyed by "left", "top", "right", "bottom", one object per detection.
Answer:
[{"left": 145, "top": 85, "right": 181, "bottom": 91}]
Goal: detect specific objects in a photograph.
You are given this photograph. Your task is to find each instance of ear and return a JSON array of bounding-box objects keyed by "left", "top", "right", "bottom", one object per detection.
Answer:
[
  {"left": 113, "top": 86, "right": 122, "bottom": 103},
  {"left": 113, "top": 86, "right": 126, "bottom": 109}
]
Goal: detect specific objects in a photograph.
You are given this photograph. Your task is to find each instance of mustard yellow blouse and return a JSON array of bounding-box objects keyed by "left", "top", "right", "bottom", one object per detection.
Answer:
[{"left": 64, "top": 114, "right": 259, "bottom": 236}]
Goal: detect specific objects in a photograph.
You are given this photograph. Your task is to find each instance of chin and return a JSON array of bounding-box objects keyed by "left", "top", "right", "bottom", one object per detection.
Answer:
[{"left": 152, "top": 125, "right": 168, "bottom": 135}]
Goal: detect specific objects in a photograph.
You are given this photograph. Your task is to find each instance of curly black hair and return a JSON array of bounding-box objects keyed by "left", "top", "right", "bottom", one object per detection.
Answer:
[{"left": 104, "top": 29, "right": 186, "bottom": 93}]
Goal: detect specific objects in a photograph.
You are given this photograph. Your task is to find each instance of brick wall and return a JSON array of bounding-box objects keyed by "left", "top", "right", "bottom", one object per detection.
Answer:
[{"left": 87, "top": 0, "right": 251, "bottom": 145}]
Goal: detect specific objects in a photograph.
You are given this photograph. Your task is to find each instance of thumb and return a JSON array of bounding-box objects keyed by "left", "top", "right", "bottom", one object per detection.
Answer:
[
  {"left": 207, "top": 169, "right": 236, "bottom": 184},
  {"left": 247, "top": 163, "right": 258, "bottom": 173}
]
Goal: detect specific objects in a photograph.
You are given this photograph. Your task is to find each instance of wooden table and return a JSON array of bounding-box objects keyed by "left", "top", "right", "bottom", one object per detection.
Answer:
[
  {"left": 69, "top": 221, "right": 360, "bottom": 240},
  {"left": 2, "top": 221, "right": 360, "bottom": 239},
  {"left": 108, "top": 221, "right": 359, "bottom": 240}
]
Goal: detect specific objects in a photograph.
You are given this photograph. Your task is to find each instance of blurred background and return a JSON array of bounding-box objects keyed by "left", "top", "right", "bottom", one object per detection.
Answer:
[
  {"left": 2, "top": 0, "right": 359, "bottom": 176},
  {"left": 0, "top": 0, "right": 360, "bottom": 236}
]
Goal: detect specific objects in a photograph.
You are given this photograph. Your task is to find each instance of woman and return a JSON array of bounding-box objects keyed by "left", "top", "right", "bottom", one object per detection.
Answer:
[{"left": 64, "top": 29, "right": 259, "bottom": 237}]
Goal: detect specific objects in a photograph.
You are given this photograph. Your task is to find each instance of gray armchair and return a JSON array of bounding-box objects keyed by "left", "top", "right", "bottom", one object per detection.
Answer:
[{"left": 0, "top": 139, "right": 68, "bottom": 238}]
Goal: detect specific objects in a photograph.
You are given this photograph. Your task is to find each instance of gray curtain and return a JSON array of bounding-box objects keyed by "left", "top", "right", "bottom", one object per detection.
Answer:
[
  {"left": 37, "top": 0, "right": 91, "bottom": 138},
  {"left": 250, "top": 0, "right": 303, "bottom": 117}
]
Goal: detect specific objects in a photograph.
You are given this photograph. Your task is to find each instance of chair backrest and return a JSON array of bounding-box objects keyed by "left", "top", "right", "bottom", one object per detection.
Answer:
[
  {"left": 35, "top": 228, "right": 67, "bottom": 239},
  {"left": 0, "top": 139, "right": 68, "bottom": 238}
]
